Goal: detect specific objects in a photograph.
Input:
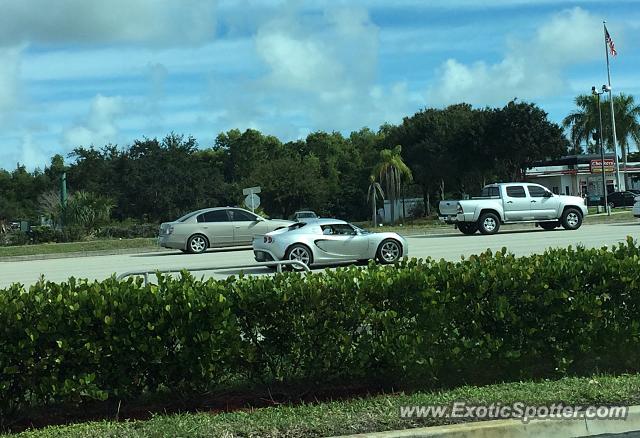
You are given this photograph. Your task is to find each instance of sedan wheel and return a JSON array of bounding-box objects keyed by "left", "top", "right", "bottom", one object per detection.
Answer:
[
  {"left": 187, "top": 234, "right": 208, "bottom": 254},
  {"left": 286, "top": 244, "right": 312, "bottom": 269},
  {"left": 377, "top": 239, "right": 402, "bottom": 264}
]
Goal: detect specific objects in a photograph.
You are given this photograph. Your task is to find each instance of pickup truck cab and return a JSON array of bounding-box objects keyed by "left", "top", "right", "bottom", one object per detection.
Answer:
[{"left": 439, "top": 183, "right": 588, "bottom": 235}]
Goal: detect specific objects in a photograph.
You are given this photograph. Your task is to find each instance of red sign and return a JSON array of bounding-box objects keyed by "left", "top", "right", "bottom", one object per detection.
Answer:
[{"left": 590, "top": 159, "right": 615, "bottom": 173}]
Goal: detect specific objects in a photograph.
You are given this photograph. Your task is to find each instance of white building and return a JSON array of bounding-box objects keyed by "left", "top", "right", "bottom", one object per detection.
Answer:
[
  {"left": 526, "top": 154, "right": 640, "bottom": 196},
  {"left": 379, "top": 197, "right": 424, "bottom": 224}
]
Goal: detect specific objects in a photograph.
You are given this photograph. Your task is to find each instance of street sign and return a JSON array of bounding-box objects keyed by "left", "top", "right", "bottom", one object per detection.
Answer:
[
  {"left": 242, "top": 186, "right": 261, "bottom": 195},
  {"left": 244, "top": 193, "right": 260, "bottom": 212}
]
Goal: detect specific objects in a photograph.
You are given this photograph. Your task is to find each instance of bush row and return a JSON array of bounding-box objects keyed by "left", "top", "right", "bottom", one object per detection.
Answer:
[
  {"left": 0, "top": 226, "right": 86, "bottom": 246},
  {"left": 2, "top": 238, "right": 640, "bottom": 420},
  {"left": 0, "top": 222, "right": 158, "bottom": 246}
]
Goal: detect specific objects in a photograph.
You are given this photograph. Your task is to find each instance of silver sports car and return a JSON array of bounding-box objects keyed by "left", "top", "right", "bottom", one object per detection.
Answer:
[{"left": 252, "top": 218, "right": 408, "bottom": 267}]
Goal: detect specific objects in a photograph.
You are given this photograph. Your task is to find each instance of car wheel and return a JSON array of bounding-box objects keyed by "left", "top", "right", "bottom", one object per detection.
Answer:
[
  {"left": 539, "top": 221, "right": 559, "bottom": 231},
  {"left": 458, "top": 223, "right": 478, "bottom": 235},
  {"left": 478, "top": 212, "right": 500, "bottom": 235},
  {"left": 187, "top": 234, "right": 209, "bottom": 254},
  {"left": 561, "top": 208, "right": 583, "bottom": 230},
  {"left": 377, "top": 239, "right": 402, "bottom": 264},
  {"left": 285, "top": 244, "right": 313, "bottom": 269}
]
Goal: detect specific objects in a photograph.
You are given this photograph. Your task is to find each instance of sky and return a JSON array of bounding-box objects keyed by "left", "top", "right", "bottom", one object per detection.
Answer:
[{"left": 1, "top": 0, "right": 639, "bottom": 171}]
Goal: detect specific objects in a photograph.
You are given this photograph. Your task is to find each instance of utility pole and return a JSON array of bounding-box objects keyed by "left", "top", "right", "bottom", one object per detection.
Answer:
[{"left": 60, "top": 172, "right": 67, "bottom": 227}]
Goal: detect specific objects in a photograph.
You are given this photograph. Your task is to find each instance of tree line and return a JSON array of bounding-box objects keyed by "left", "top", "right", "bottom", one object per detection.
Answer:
[{"left": 3, "top": 97, "right": 633, "bottom": 225}]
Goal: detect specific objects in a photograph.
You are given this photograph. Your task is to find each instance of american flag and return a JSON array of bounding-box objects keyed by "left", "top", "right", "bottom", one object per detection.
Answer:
[{"left": 605, "top": 25, "right": 617, "bottom": 56}]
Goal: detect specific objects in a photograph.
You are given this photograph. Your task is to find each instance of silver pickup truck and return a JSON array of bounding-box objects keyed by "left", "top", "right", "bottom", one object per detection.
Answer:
[{"left": 439, "top": 183, "right": 588, "bottom": 235}]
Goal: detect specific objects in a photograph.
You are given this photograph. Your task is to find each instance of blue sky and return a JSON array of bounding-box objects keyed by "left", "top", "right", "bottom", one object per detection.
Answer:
[{"left": 1, "top": 0, "right": 639, "bottom": 171}]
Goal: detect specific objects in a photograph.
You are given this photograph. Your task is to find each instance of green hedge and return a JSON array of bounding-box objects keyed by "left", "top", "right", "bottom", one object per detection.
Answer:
[
  {"left": 2, "top": 238, "right": 640, "bottom": 422},
  {"left": 94, "top": 223, "right": 158, "bottom": 239}
]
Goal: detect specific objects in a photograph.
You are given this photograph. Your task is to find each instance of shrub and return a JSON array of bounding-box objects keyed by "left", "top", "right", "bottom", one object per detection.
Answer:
[
  {"left": 27, "top": 226, "right": 58, "bottom": 244},
  {"left": 2, "top": 238, "right": 640, "bottom": 421},
  {"left": 95, "top": 223, "right": 158, "bottom": 239},
  {"left": 0, "top": 231, "right": 30, "bottom": 247}
]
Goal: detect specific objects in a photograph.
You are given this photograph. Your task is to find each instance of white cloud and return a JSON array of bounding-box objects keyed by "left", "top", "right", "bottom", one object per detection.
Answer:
[
  {"left": 427, "top": 7, "right": 602, "bottom": 107},
  {"left": 63, "top": 95, "right": 124, "bottom": 148},
  {"left": 0, "top": 45, "right": 25, "bottom": 122},
  {"left": 244, "top": 5, "right": 413, "bottom": 134},
  {"left": 0, "top": 0, "right": 217, "bottom": 47}
]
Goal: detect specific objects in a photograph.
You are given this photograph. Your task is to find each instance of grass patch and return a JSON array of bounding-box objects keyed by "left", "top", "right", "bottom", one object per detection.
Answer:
[
  {"left": 7, "top": 373, "right": 640, "bottom": 437},
  {"left": 0, "top": 238, "right": 158, "bottom": 258},
  {"left": 585, "top": 209, "right": 635, "bottom": 224}
]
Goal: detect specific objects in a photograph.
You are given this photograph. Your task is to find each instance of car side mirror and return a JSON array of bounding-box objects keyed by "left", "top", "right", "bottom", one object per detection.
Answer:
[
  {"left": 543, "top": 191, "right": 553, "bottom": 197},
  {"left": 256, "top": 216, "right": 265, "bottom": 221}
]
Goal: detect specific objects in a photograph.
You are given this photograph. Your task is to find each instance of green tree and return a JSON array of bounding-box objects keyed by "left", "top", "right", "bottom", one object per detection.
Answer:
[
  {"left": 373, "top": 145, "right": 412, "bottom": 224},
  {"left": 491, "top": 101, "right": 568, "bottom": 181}
]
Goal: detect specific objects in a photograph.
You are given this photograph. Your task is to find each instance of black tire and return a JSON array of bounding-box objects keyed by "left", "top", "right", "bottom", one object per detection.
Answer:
[
  {"left": 376, "top": 239, "right": 402, "bottom": 264},
  {"left": 285, "top": 244, "right": 313, "bottom": 269},
  {"left": 477, "top": 212, "right": 500, "bottom": 235},
  {"left": 458, "top": 223, "right": 478, "bottom": 235},
  {"left": 187, "top": 234, "right": 209, "bottom": 254},
  {"left": 561, "top": 208, "right": 583, "bottom": 230},
  {"left": 539, "top": 221, "right": 559, "bottom": 231}
]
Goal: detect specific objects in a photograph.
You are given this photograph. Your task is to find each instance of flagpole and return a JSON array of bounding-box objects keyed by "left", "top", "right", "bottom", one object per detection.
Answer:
[{"left": 603, "top": 20, "right": 623, "bottom": 190}]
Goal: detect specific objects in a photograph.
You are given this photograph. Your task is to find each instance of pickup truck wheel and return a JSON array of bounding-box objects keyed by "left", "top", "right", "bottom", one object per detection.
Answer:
[
  {"left": 539, "top": 222, "right": 559, "bottom": 231},
  {"left": 478, "top": 212, "right": 500, "bottom": 235},
  {"left": 458, "top": 223, "right": 478, "bottom": 235},
  {"left": 561, "top": 208, "right": 583, "bottom": 230}
]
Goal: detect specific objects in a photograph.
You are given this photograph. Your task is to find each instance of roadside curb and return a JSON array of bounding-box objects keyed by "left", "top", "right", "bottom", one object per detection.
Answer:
[{"left": 334, "top": 406, "right": 640, "bottom": 438}]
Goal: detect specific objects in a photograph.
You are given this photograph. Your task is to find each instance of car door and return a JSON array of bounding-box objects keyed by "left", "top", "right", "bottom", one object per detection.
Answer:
[
  {"left": 197, "top": 210, "right": 233, "bottom": 247},
  {"left": 314, "top": 224, "right": 370, "bottom": 259},
  {"left": 527, "top": 185, "right": 560, "bottom": 219},
  {"left": 229, "top": 209, "right": 269, "bottom": 244},
  {"left": 503, "top": 185, "right": 530, "bottom": 220}
]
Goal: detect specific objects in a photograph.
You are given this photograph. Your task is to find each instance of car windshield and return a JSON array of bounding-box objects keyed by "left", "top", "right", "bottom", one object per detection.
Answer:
[
  {"left": 297, "top": 212, "right": 316, "bottom": 218},
  {"left": 351, "top": 224, "right": 370, "bottom": 234},
  {"left": 287, "top": 222, "right": 307, "bottom": 231}
]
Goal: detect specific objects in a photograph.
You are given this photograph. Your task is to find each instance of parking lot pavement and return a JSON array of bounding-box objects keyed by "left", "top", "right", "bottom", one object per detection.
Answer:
[{"left": 1, "top": 222, "right": 638, "bottom": 288}]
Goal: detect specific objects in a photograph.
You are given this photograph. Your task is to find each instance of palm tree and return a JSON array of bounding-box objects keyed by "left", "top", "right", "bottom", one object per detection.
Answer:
[
  {"left": 367, "top": 175, "right": 384, "bottom": 227},
  {"left": 63, "top": 191, "right": 114, "bottom": 234},
  {"left": 562, "top": 94, "right": 600, "bottom": 153},
  {"left": 372, "top": 145, "right": 413, "bottom": 224},
  {"left": 611, "top": 94, "right": 640, "bottom": 185},
  {"left": 563, "top": 93, "right": 640, "bottom": 186}
]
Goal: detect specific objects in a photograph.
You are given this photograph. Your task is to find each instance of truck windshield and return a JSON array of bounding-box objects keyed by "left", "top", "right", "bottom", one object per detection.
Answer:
[{"left": 479, "top": 186, "right": 500, "bottom": 197}]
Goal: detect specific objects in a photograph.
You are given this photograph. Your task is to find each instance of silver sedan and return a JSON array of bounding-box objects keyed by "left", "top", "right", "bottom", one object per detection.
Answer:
[
  {"left": 252, "top": 218, "right": 408, "bottom": 267},
  {"left": 158, "top": 207, "right": 293, "bottom": 253}
]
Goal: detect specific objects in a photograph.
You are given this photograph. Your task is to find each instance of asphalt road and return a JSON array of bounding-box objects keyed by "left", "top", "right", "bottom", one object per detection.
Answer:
[{"left": 1, "top": 222, "right": 638, "bottom": 288}]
